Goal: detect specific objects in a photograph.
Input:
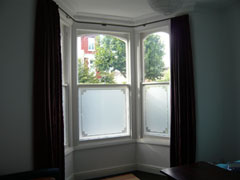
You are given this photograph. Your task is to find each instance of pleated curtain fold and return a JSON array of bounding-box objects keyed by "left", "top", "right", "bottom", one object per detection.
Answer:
[
  {"left": 33, "top": 0, "right": 64, "bottom": 179},
  {"left": 170, "top": 14, "right": 196, "bottom": 167}
]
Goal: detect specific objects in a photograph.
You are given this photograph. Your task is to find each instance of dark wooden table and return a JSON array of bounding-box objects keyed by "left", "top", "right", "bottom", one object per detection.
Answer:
[{"left": 160, "top": 162, "right": 240, "bottom": 180}]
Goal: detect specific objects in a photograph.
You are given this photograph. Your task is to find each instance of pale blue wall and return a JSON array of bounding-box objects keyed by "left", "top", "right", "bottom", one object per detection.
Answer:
[
  {"left": 190, "top": 3, "right": 240, "bottom": 162},
  {"left": 229, "top": 2, "right": 240, "bottom": 157},
  {"left": 0, "top": 0, "right": 36, "bottom": 174}
]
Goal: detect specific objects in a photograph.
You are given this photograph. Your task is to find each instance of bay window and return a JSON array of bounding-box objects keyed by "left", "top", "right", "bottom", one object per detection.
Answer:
[{"left": 62, "top": 21, "right": 171, "bottom": 148}]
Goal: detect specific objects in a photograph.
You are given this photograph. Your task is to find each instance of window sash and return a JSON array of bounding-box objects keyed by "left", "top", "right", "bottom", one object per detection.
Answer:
[
  {"left": 139, "top": 26, "right": 171, "bottom": 139},
  {"left": 141, "top": 82, "right": 170, "bottom": 137},
  {"left": 76, "top": 32, "right": 131, "bottom": 85},
  {"left": 78, "top": 84, "right": 131, "bottom": 141}
]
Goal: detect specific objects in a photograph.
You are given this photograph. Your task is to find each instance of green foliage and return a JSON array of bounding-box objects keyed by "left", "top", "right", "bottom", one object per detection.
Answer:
[
  {"left": 98, "top": 71, "right": 115, "bottom": 84},
  {"left": 78, "top": 59, "right": 99, "bottom": 83},
  {"left": 78, "top": 58, "right": 115, "bottom": 84},
  {"left": 158, "top": 68, "right": 170, "bottom": 82},
  {"left": 94, "top": 35, "right": 126, "bottom": 77},
  {"left": 144, "top": 34, "right": 165, "bottom": 81}
]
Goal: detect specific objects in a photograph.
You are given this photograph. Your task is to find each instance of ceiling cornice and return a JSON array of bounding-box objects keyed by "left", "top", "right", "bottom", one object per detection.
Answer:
[
  {"left": 75, "top": 12, "right": 134, "bottom": 21},
  {"left": 55, "top": 0, "right": 196, "bottom": 27},
  {"left": 74, "top": 12, "right": 135, "bottom": 25},
  {"left": 54, "top": 0, "right": 75, "bottom": 17}
]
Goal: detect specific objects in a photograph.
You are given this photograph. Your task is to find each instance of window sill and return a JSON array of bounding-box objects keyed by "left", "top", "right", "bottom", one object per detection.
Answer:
[
  {"left": 74, "top": 137, "right": 136, "bottom": 151},
  {"left": 65, "top": 146, "right": 74, "bottom": 156},
  {"left": 79, "top": 133, "right": 130, "bottom": 141},
  {"left": 64, "top": 137, "right": 169, "bottom": 155},
  {"left": 137, "top": 137, "right": 170, "bottom": 147}
]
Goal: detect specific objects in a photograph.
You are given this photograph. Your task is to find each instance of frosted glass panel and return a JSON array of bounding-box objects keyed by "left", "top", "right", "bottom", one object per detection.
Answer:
[
  {"left": 143, "top": 84, "right": 170, "bottom": 137},
  {"left": 78, "top": 87, "right": 129, "bottom": 139}
]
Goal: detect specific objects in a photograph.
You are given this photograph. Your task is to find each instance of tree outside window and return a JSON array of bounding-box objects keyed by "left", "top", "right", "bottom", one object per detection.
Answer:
[{"left": 78, "top": 34, "right": 168, "bottom": 84}]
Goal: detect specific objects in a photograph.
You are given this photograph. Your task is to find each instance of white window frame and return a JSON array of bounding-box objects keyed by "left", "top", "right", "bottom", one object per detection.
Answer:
[
  {"left": 135, "top": 20, "right": 171, "bottom": 145},
  {"left": 60, "top": 12, "right": 73, "bottom": 149},
  {"left": 71, "top": 23, "right": 135, "bottom": 148},
  {"left": 88, "top": 37, "right": 95, "bottom": 51}
]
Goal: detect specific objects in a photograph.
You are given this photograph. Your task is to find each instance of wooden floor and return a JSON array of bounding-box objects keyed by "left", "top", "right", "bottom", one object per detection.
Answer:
[
  {"left": 101, "top": 173, "right": 139, "bottom": 180},
  {"left": 89, "top": 171, "right": 170, "bottom": 180}
]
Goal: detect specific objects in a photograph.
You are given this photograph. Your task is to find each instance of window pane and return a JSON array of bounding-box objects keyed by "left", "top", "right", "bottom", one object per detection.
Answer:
[
  {"left": 143, "top": 84, "right": 170, "bottom": 137},
  {"left": 78, "top": 86, "right": 129, "bottom": 140},
  {"left": 144, "top": 32, "right": 170, "bottom": 82},
  {"left": 88, "top": 38, "right": 95, "bottom": 51},
  {"left": 77, "top": 34, "right": 127, "bottom": 84}
]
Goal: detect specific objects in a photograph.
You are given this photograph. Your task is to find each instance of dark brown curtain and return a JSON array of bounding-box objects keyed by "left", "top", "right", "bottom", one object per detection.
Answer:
[
  {"left": 33, "top": 0, "right": 64, "bottom": 179},
  {"left": 170, "top": 15, "right": 196, "bottom": 167}
]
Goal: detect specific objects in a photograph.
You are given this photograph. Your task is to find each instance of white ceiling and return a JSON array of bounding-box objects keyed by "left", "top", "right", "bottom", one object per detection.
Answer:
[
  {"left": 67, "top": 0, "right": 154, "bottom": 18},
  {"left": 55, "top": 0, "right": 237, "bottom": 24}
]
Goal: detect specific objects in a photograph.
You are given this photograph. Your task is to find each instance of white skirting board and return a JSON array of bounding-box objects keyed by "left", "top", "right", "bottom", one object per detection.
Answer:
[{"left": 66, "top": 163, "right": 167, "bottom": 180}]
